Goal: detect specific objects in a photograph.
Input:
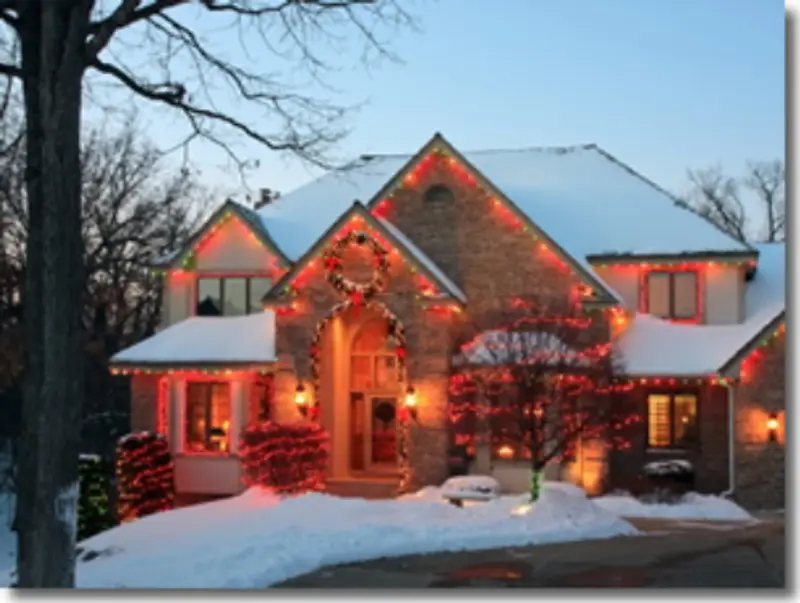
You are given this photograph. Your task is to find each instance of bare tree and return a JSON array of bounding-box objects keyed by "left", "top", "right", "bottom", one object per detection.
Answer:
[
  {"left": 0, "top": 0, "right": 414, "bottom": 587},
  {"left": 450, "top": 296, "right": 635, "bottom": 503},
  {"left": 684, "top": 160, "right": 785, "bottom": 244}
]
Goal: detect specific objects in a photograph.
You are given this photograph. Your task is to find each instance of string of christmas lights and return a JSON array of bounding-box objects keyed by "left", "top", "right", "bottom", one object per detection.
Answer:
[
  {"left": 115, "top": 432, "right": 174, "bottom": 523},
  {"left": 239, "top": 421, "right": 329, "bottom": 494},
  {"left": 78, "top": 454, "right": 115, "bottom": 540}
]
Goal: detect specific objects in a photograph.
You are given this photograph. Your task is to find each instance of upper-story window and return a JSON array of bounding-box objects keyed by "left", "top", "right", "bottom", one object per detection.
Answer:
[
  {"left": 644, "top": 270, "right": 699, "bottom": 321},
  {"left": 196, "top": 276, "right": 272, "bottom": 316}
]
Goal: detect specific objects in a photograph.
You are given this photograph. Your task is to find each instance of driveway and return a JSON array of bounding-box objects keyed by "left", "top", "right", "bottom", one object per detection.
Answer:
[{"left": 276, "top": 516, "right": 785, "bottom": 589}]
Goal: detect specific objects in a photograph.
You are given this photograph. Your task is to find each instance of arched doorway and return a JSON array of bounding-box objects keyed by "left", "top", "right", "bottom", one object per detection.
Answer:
[{"left": 348, "top": 317, "right": 401, "bottom": 473}]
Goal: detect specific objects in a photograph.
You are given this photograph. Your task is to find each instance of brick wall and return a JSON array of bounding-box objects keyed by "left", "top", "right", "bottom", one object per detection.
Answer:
[
  {"left": 273, "top": 154, "right": 612, "bottom": 489},
  {"left": 733, "top": 332, "right": 785, "bottom": 510},
  {"left": 606, "top": 383, "right": 729, "bottom": 495},
  {"left": 130, "top": 374, "right": 158, "bottom": 433}
]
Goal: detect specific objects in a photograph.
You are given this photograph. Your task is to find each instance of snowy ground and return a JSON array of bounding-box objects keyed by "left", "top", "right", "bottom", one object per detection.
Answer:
[{"left": 0, "top": 478, "right": 756, "bottom": 589}]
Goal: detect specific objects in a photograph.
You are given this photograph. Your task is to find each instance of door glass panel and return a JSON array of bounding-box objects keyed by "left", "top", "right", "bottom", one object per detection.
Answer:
[
  {"left": 350, "top": 355, "right": 372, "bottom": 390},
  {"left": 371, "top": 397, "right": 397, "bottom": 464},
  {"left": 350, "top": 393, "right": 365, "bottom": 471},
  {"left": 374, "top": 356, "right": 397, "bottom": 390}
]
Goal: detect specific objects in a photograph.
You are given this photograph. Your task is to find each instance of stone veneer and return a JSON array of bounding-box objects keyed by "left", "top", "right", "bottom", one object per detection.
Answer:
[
  {"left": 271, "top": 153, "right": 610, "bottom": 490},
  {"left": 733, "top": 332, "right": 785, "bottom": 510}
]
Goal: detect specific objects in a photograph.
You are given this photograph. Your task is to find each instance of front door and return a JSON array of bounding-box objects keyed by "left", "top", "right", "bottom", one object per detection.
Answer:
[{"left": 348, "top": 319, "right": 400, "bottom": 474}]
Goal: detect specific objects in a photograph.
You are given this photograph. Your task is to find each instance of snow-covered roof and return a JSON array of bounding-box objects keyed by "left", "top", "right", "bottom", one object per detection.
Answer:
[
  {"left": 617, "top": 243, "right": 785, "bottom": 376},
  {"left": 376, "top": 216, "right": 466, "bottom": 303},
  {"left": 254, "top": 143, "right": 751, "bottom": 264},
  {"left": 111, "top": 312, "right": 277, "bottom": 366}
]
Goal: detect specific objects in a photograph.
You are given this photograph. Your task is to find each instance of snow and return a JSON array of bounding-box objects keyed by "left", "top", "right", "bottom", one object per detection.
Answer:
[
  {"left": 376, "top": 216, "right": 467, "bottom": 302},
  {"left": 254, "top": 143, "right": 750, "bottom": 265},
  {"left": 593, "top": 492, "right": 754, "bottom": 521},
  {"left": 0, "top": 483, "right": 635, "bottom": 589},
  {"left": 643, "top": 460, "right": 693, "bottom": 475},
  {"left": 439, "top": 475, "right": 500, "bottom": 500},
  {"left": 110, "top": 311, "right": 277, "bottom": 366},
  {"left": 454, "top": 329, "right": 591, "bottom": 367},
  {"left": 619, "top": 243, "right": 785, "bottom": 375}
]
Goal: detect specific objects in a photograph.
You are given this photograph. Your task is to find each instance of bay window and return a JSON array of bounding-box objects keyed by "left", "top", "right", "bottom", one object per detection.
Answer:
[
  {"left": 196, "top": 276, "right": 272, "bottom": 316},
  {"left": 185, "top": 382, "right": 231, "bottom": 453}
]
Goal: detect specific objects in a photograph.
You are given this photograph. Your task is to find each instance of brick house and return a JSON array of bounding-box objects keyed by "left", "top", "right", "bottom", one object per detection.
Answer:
[{"left": 110, "top": 133, "right": 786, "bottom": 510}]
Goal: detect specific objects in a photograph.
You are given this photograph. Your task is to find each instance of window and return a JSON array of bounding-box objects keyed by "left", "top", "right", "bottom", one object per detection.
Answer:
[
  {"left": 196, "top": 276, "right": 272, "bottom": 316},
  {"left": 488, "top": 384, "right": 532, "bottom": 461},
  {"left": 647, "top": 392, "right": 698, "bottom": 449},
  {"left": 185, "top": 382, "right": 231, "bottom": 453},
  {"left": 644, "top": 271, "right": 698, "bottom": 320},
  {"left": 423, "top": 183, "right": 454, "bottom": 204}
]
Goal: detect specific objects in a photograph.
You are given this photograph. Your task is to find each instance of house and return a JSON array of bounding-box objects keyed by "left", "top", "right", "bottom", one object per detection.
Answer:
[{"left": 109, "top": 133, "right": 786, "bottom": 510}]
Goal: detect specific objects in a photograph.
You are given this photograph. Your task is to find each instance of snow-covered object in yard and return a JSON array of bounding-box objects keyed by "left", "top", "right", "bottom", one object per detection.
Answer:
[
  {"left": 0, "top": 484, "right": 638, "bottom": 588},
  {"left": 618, "top": 242, "right": 785, "bottom": 376},
  {"left": 439, "top": 475, "right": 500, "bottom": 500},
  {"left": 110, "top": 312, "right": 277, "bottom": 367},
  {"left": 642, "top": 460, "right": 693, "bottom": 476},
  {"left": 592, "top": 491, "right": 753, "bottom": 521}
]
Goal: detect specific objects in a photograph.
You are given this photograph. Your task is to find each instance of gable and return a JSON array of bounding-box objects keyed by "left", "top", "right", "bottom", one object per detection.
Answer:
[{"left": 265, "top": 202, "right": 466, "bottom": 307}]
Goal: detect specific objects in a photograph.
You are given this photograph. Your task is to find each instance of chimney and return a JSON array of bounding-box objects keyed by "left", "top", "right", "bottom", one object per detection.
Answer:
[{"left": 255, "top": 188, "right": 280, "bottom": 210}]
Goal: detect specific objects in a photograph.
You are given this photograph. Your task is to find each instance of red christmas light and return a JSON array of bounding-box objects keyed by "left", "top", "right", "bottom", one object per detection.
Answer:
[{"left": 115, "top": 432, "right": 174, "bottom": 523}]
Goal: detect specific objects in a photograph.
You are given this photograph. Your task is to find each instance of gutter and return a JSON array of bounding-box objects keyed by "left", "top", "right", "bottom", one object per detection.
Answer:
[{"left": 720, "top": 380, "right": 736, "bottom": 498}]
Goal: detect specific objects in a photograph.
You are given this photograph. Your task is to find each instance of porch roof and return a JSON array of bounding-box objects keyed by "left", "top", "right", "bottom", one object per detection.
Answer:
[{"left": 110, "top": 312, "right": 277, "bottom": 368}]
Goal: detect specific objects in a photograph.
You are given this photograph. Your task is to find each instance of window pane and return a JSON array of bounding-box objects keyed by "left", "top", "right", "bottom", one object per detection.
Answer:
[
  {"left": 248, "top": 277, "right": 272, "bottom": 313},
  {"left": 350, "top": 355, "right": 372, "bottom": 390},
  {"left": 207, "top": 383, "right": 231, "bottom": 452},
  {"left": 371, "top": 397, "right": 397, "bottom": 464},
  {"left": 223, "top": 277, "right": 247, "bottom": 316},
  {"left": 374, "top": 356, "right": 397, "bottom": 389},
  {"left": 197, "top": 279, "right": 222, "bottom": 316},
  {"left": 646, "top": 273, "right": 671, "bottom": 318},
  {"left": 673, "top": 394, "right": 698, "bottom": 447},
  {"left": 647, "top": 394, "right": 671, "bottom": 448},
  {"left": 186, "top": 383, "right": 209, "bottom": 452},
  {"left": 673, "top": 272, "right": 698, "bottom": 319}
]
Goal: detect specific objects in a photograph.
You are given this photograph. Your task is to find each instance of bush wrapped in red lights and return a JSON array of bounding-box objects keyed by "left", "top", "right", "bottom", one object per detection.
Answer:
[
  {"left": 239, "top": 421, "right": 330, "bottom": 494},
  {"left": 115, "top": 432, "right": 174, "bottom": 523}
]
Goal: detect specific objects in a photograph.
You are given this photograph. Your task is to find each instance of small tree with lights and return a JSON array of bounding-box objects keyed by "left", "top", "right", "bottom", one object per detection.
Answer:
[{"left": 450, "top": 295, "right": 637, "bottom": 503}]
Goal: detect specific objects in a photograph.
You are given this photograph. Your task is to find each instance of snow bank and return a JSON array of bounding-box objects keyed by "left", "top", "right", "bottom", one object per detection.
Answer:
[
  {"left": 24, "top": 482, "right": 634, "bottom": 589},
  {"left": 593, "top": 492, "right": 753, "bottom": 521}
]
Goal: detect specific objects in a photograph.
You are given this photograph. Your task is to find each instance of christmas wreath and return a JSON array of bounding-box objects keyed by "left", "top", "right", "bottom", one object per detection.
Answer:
[{"left": 323, "top": 231, "right": 389, "bottom": 304}]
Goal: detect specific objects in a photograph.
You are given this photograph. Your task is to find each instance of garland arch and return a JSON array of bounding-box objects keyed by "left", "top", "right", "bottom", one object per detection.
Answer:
[{"left": 308, "top": 299, "right": 413, "bottom": 493}]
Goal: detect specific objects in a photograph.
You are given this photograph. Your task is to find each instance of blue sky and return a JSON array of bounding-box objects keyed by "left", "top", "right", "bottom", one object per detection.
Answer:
[{"left": 116, "top": 0, "right": 784, "bottom": 200}]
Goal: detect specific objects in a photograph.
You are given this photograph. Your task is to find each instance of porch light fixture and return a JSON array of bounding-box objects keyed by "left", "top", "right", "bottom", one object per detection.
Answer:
[
  {"left": 766, "top": 413, "right": 779, "bottom": 442},
  {"left": 404, "top": 385, "right": 418, "bottom": 421},
  {"left": 294, "top": 384, "right": 309, "bottom": 417}
]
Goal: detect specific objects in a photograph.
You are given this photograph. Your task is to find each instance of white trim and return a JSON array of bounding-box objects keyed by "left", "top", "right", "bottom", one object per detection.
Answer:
[{"left": 720, "top": 381, "right": 736, "bottom": 498}]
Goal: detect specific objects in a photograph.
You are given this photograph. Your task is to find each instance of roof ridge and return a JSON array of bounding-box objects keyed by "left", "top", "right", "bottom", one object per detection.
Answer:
[{"left": 360, "top": 143, "right": 597, "bottom": 162}]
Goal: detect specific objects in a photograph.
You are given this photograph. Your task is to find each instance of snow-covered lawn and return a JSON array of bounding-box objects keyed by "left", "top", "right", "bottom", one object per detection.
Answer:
[
  {"left": 0, "top": 476, "right": 757, "bottom": 589},
  {"left": 592, "top": 492, "right": 754, "bottom": 521}
]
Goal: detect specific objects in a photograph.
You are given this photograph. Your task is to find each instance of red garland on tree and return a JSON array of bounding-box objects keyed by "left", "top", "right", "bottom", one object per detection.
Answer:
[
  {"left": 115, "top": 432, "right": 174, "bottom": 523},
  {"left": 239, "top": 421, "right": 330, "bottom": 494}
]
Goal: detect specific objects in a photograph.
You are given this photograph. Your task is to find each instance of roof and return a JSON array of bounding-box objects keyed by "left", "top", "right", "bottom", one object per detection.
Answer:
[
  {"left": 617, "top": 243, "right": 785, "bottom": 376},
  {"left": 110, "top": 312, "right": 277, "bottom": 367},
  {"left": 265, "top": 202, "right": 467, "bottom": 305},
  {"left": 253, "top": 143, "right": 752, "bottom": 264}
]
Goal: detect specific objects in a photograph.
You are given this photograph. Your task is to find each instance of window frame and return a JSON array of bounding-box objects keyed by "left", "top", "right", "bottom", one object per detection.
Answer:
[
  {"left": 195, "top": 274, "right": 272, "bottom": 316},
  {"left": 184, "top": 381, "right": 232, "bottom": 455},
  {"left": 645, "top": 390, "right": 700, "bottom": 451},
  {"left": 643, "top": 270, "right": 700, "bottom": 322}
]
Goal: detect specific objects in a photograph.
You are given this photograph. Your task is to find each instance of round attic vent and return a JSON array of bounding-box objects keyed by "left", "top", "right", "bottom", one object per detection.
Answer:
[{"left": 423, "top": 183, "right": 454, "bottom": 204}]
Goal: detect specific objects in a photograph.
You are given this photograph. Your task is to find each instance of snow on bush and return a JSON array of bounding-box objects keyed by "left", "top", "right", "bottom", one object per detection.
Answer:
[{"left": 642, "top": 460, "right": 693, "bottom": 476}]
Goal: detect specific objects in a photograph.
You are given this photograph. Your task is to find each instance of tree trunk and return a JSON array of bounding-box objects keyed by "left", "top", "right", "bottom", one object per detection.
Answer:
[{"left": 16, "top": 0, "right": 89, "bottom": 588}]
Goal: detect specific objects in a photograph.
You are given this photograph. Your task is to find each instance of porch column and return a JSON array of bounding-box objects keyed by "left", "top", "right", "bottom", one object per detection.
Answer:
[
  {"left": 229, "top": 379, "right": 245, "bottom": 454},
  {"left": 171, "top": 378, "right": 186, "bottom": 454}
]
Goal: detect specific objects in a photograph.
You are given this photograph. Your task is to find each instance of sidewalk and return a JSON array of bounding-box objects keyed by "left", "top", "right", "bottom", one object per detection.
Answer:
[{"left": 276, "top": 517, "right": 785, "bottom": 589}]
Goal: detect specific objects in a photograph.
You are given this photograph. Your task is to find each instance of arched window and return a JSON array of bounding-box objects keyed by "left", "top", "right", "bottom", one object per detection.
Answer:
[
  {"left": 350, "top": 319, "right": 396, "bottom": 391},
  {"left": 423, "top": 183, "right": 454, "bottom": 204}
]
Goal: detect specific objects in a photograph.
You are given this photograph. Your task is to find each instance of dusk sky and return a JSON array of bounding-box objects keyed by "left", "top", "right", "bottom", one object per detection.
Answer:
[{"left": 119, "top": 0, "right": 785, "bottom": 201}]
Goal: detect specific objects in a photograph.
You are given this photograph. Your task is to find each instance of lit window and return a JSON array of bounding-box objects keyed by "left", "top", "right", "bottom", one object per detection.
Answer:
[
  {"left": 196, "top": 276, "right": 271, "bottom": 316},
  {"left": 185, "top": 382, "right": 231, "bottom": 453},
  {"left": 645, "top": 271, "right": 698, "bottom": 320},
  {"left": 647, "top": 392, "right": 698, "bottom": 449}
]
